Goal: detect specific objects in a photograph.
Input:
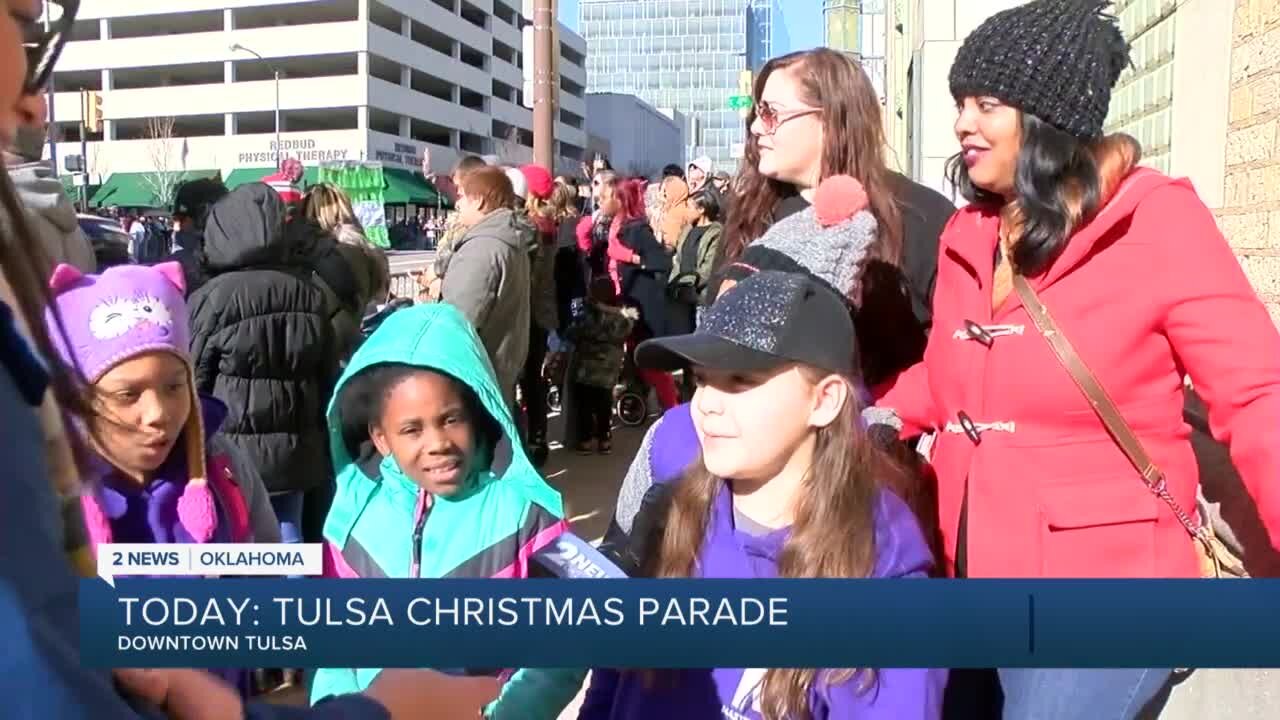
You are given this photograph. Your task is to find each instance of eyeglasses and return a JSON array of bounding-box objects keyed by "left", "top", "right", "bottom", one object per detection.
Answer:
[
  {"left": 23, "top": 0, "right": 80, "bottom": 95},
  {"left": 754, "top": 100, "right": 821, "bottom": 136}
]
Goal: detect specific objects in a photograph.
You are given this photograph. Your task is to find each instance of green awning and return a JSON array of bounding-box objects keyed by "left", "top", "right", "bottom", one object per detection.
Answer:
[
  {"left": 90, "top": 170, "right": 221, "bottom": 209},
  {"left": 383, "top": 167, "right": 448, "bottom": 207},
  {"left": 224, "top": 166, "right": 320, "bottom": 190}
]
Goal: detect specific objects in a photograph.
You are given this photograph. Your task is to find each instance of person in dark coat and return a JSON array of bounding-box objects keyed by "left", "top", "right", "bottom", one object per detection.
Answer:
[
  {"left": 284, "top": 214, "right": 364, "bottom": 358},
  {"left": 164, "top": 177, "right": 227, "bottom": 297},
  {"left": 617, "top": 215, "right": 671, "bottom": 340},
  {"left": 187, "top": 182, "right": 340, "bottom": 546},
  {"left": 606, "top": 177, "right": 677, "bottom": 411}
]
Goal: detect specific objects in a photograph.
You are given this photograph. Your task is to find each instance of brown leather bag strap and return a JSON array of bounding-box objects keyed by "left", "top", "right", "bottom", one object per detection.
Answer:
[{"left": 1010, "top": 274, "right": 1209, "bottom": 543}]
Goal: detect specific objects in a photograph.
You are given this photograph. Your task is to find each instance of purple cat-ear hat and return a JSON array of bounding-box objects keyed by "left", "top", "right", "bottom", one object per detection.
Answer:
[{"left": 46, "top": 261, "right": 191, "bottom": 382}]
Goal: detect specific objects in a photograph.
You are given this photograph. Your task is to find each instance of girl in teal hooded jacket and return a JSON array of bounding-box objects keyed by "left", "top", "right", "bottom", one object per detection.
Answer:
[{"left": 311, "top": 303, "right": 585, "bottom": 718}]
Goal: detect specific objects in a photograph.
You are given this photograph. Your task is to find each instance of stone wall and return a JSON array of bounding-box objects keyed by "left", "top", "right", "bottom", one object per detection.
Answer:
[{"left": 1222, "top": 0, "right": 1280, "bottom": 325}]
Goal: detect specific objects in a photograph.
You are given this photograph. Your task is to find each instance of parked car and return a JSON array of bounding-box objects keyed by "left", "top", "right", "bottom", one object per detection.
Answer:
[{"left": 77, "top": 214, "right": 132, "bottom": 269}]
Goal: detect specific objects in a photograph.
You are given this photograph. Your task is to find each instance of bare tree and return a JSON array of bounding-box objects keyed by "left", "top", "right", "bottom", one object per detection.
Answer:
[
  {"left": 140, "top": 116, "right": 182, "bottom": 209},
  {"left": 86, "top": 142, "right": 111, "bottom": 207}
]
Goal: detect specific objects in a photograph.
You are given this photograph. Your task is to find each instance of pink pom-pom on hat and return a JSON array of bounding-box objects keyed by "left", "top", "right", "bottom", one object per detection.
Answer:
[
  {"left": 813, "top": 175, "right": 869, "bottom": 228},
  {"left": 49, "top": 263, "right": 85, "bottom": 292},
  {"left": 175, "top": 406, "right": 217, "bottom": 542},
  {"left": 176, "top": 482, "right": 217, "bottom": 542}
]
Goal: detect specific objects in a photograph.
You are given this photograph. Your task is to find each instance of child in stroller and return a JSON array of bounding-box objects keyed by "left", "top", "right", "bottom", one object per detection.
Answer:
[
  {"left": 562, "top": 277, "right": 639, "bottom": 454},
  {"left": 544, "top": 342, "right": 648, "bottom": 428}
]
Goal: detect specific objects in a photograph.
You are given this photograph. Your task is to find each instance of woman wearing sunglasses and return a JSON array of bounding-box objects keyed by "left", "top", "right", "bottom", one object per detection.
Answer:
[{"left": 719, "top": 47, "right": 956, "bottom": 393}]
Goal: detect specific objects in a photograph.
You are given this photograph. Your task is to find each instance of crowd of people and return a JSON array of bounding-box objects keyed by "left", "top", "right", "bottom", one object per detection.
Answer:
[{"left": 3, "top": 1, "right": 1280, "bottom": 719}]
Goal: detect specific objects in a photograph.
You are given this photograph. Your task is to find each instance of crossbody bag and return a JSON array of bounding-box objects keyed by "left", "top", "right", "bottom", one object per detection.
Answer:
[{"left": 1010, "top": 273, "right": 1246, "bottom": 579}]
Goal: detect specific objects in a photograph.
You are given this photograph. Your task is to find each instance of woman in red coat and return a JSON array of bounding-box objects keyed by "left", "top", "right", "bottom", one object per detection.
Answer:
[{"left": 876, "top": 2, "right": 1280, "bottom": 718}]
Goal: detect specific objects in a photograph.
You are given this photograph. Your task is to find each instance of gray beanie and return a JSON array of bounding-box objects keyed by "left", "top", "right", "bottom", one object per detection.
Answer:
[{"left": 751, "top": 175, "right": 878, "bottom": 299}]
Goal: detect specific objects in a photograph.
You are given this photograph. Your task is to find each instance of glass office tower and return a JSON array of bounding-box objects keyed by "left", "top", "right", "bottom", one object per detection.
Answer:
[{"left": 580, "top": 0, "right": 776, "bottom": 170}]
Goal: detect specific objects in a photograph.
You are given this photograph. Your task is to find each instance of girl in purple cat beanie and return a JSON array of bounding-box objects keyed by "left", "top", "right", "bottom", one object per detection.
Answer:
[
  {"left": 44, "top": 261, "right": 280, "bottom": 555},
  {"left": 45, "top": 261, "right": 282, "bottom": 695}
]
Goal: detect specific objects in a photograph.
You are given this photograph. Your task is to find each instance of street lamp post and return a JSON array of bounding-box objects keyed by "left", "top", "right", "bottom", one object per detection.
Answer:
[
  {"left": 229, "top": 43, "right": 281, "bottom": 165},
  {"left": 532, "top": 0, "right": 555, "bottom": 169}
]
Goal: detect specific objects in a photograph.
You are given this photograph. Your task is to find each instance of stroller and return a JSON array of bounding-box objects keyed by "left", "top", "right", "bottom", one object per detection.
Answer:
[
  {"left": 542, "top": 339, "right": 649, "bottom": 429},
  {"left": 613, "top": 351, "right": 649, "bottom": 428}
]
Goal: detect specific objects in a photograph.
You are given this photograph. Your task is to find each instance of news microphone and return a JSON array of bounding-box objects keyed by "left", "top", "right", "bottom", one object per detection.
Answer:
[{"left": 531, "top": 530, "right": 630, "bottom": 579}]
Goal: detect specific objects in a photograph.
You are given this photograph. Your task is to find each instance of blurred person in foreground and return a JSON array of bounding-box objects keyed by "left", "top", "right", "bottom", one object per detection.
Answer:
[
  {"left": 2, "top": 87, "right": 93, "bottom": 274},
  {"left": 0, "top": 1, "right": 499, "bottom": 717}
]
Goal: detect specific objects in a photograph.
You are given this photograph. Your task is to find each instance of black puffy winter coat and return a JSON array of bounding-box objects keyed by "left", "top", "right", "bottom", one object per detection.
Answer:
[
  {"left": 188, "top": 183, "right": 340, "bottom": 494},
  {"left": 617, "top": 219, "right": 671, "bottom": 338}
]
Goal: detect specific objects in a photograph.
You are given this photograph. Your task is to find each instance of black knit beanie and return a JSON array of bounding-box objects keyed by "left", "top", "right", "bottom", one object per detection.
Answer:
[{"left": 949, "top": 0, "right": 1130, "bottom": 140}]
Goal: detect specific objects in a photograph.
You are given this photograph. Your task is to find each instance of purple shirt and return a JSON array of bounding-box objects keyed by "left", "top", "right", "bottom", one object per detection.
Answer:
[{"left": 582, "top": 404, "right": 948, "bottom": 720}]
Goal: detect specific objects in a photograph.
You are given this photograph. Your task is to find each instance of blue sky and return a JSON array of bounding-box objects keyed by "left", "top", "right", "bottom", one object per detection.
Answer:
[{"left": 558, "top": 0, "right": 823, "bottom": 57}]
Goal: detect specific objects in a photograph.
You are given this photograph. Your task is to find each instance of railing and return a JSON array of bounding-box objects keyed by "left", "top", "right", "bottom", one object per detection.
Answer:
[{"left": 386, "top": 250, "right": 436, "bottom": 300}]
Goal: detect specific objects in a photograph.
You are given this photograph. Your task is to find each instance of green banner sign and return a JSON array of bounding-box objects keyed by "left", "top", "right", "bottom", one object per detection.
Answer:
[
  {"left": 727, "top": 95, "right": 753, "bottom": 110},
  {"left": 318, "top": 162, "right": 389, "bottom": 248}
]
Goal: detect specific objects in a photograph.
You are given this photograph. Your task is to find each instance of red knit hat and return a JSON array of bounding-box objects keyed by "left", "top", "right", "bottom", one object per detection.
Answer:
[{"left": 519, "top": 164, "right": 555, "bottom": 200}]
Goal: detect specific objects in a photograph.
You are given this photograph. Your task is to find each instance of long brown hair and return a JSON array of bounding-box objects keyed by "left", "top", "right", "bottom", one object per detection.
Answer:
[
  {"left": 547, "top": 182, "right": 580, "bottom": 222},
  {"left": 648, "top": 367, "right": 897, "bottom": 719},
  {"left": 725, "top": 49, "right": 903, "bottom": 273}
]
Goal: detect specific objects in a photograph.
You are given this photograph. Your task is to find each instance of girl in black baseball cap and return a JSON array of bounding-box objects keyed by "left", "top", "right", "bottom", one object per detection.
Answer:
[{"left": 577, "top": 271, "right": 947, "bottom": 719}]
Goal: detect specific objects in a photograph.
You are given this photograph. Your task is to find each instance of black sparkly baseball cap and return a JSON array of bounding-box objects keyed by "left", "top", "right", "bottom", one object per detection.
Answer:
[
  {"left": 949, "top": 0, "right": 1130, "bottom": 140},
  {"left": 636, "top": 270, "right": 856, "bottom": 377}
]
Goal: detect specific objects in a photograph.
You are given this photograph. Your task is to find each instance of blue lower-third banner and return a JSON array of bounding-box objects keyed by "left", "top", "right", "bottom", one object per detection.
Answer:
[{"left": 81, "top": 579, "right": 1280, "bottom": 668}]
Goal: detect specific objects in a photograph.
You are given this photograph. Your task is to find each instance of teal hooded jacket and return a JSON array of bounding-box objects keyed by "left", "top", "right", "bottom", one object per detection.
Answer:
[{"left": 310, "top": 303, "right": 585, "bottom": 718}]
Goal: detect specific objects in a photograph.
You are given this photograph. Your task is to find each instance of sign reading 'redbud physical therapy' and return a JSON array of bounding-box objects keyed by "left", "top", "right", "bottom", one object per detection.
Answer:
[
  {"left": 238, "top": 139, "right": 351, "bottom": 165},
  {"left": 373, "top": 141, "right": 423, "bottom": 169}
]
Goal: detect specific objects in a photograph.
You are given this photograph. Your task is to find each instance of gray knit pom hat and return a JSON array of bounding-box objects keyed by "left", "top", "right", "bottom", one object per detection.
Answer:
[{"left": 751, "top": 174, "right": 878, "bottom": 299}]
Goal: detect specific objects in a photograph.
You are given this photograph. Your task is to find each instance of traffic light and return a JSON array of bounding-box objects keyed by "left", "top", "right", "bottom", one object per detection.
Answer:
[{"left": 84, "top": 91, "right": 103, "bottom": 133}]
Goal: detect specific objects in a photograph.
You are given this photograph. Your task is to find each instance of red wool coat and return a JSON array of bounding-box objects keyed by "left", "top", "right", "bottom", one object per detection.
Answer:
[{"left": 876, "top": 168, "right": 1280, "bottom": 578}]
